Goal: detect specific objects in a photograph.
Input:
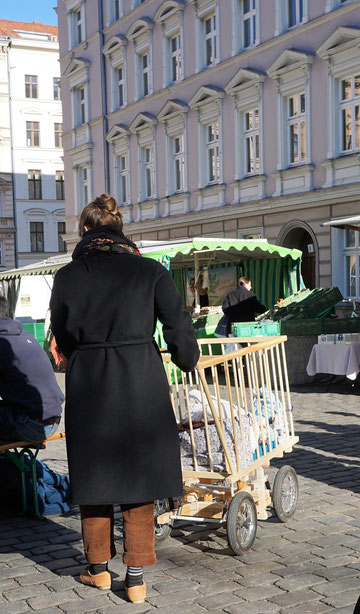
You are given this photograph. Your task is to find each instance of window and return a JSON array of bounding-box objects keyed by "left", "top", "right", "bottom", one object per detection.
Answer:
[
  {"left": 71, "top": 6, "right": 83, "bottom": 46},
  {"left": 288, "top": 0, "right": 304, "bottom": 27},
  {"left": 206, "top": 123, "right": 220, "bottom": 183},
  {"left": 142, "top": 146, "right": 154, "bottom": 198},
  {"left": 0, "top": 242, "right": 3, "bottom": 267},
  {"left": 26, "top": 121, "right": 40, "bottom": 147},
  {"left": 344, "top": 230, "right": 360, "bottom": 297},
  {"left": 28, "top": 170, "right": 42, "bottom": 200},
  {"left": 242, "top": 0, "right": 257, "bottom": 48},
  {"left": 80, "top": 166, "right": 89, "bottom": 204},
  {"left": 173, "top": 135, "right": 185, "bottom": 192},
  {"left": 340, "top": 74, "right": 360, "bottom": 153},
  {"left": 30, "top": 222, "right": 44, "bottom": 252},
  {"left": 204, "top": 14, "right": 217, "bottom": 67},
  {"left": 117, "top": 67, "right": 125, "bottom": 107},
  {"left": 56, "top": 170, "right": 65, "bottom": 200},
  {"left": 58, "top": 222, "right": 66, "bottom": 252},
  {"left": 114, "top": 0, "right": 120, "bottom": 20},
  {"left": 275, "top": 0, "right": 308, "bottom": 35},
  {"left": 54, "top": 123, "right": 63, "bottom": 148},
  {"left": 170, "top": 35, "right": 182, "bottom": 83},
  {"left": 74, "top": 86, "right": 86, "bottom": 126},
  {"left": 53, "top": 77, "right": 61, "bottom": 100},
  {"left": 118, "top": 154, "right": 128, "bottom": 204},
  {"left": 244, "top": 109, "right": 260, "bottom": 173},
  {"left": 288, "top": 93, "right": 306, "bottom": 164},
  {"left": 25, "top": 75, "right": 38, "bottom": 98},
  {"left": 141, "top": 53, "right": 150, "bottom": 97}
]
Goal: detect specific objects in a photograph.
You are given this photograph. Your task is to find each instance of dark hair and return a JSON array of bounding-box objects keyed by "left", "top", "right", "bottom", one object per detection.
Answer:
[
  {"left": 239, "top": 277, "right": 251, "bottom": 286},
  {"left": 0, "top": 296, "right": 9, "bottom": 318},
  {"left": 78, "top": 194, "right": 123, "bottom": 237}
]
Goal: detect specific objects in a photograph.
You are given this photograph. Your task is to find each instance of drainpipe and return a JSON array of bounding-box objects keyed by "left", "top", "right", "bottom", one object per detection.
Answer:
[
  {"left": 6, "top": 39, "right": 18, "bottom": 268},
  {"left": 98, "top": 0, "right": 110, "bottom": 193}
]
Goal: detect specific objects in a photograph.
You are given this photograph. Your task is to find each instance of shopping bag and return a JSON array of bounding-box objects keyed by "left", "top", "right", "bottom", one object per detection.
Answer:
[{"left": 214, "top": 314, "right": 230, "bottom": 337}]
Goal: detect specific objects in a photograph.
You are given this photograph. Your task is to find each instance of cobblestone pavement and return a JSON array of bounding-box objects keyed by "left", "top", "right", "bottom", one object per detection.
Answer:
[{"left": 1, "top": 374, "right": 360, "bottom": 613}]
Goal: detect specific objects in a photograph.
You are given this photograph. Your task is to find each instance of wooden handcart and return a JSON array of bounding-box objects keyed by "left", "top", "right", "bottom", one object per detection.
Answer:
[{"left": 156, "top": 336, "right": 299, "bottom": 554}]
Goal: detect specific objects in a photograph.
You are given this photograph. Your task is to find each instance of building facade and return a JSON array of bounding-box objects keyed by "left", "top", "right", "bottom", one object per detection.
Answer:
[
  {"left": 0, "top": 20, "right": 66, "bottom": 267},
  {"left": 0, "top": 37, "right": 16, "bottom": 271},
  {"left": 58, "top": 0, "right": 360, "bottom": 297}
]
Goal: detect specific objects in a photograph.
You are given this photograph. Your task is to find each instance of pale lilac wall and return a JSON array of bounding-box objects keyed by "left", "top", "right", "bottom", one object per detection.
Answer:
[{"left": 58, "top": 0, "right": 360, "bottom": 226}]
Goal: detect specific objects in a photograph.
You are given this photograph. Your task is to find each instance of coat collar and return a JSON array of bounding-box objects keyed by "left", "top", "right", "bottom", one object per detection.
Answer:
[{"left": 72, "top": 225, "right": 138, "bottom": 260}]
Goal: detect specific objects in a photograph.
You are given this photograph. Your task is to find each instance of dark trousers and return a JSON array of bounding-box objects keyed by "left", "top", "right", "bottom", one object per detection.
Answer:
[{"left": 80, "top": 502, "right": 156, "bottom": 567}]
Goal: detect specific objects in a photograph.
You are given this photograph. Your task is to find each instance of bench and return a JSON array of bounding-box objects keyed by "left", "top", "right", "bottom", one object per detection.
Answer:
[{"left": 0, "top": 432, "right": 66, "bottom": 520}]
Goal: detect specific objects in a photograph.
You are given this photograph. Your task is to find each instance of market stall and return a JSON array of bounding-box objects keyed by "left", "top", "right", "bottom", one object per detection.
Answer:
[{"left": 0, "top": 238, "right": 304, "bottom": 344}]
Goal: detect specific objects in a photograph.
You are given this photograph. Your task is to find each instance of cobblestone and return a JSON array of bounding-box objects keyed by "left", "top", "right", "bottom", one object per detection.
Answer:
[{"left": 0, "top": 377, "right": 360, "bottom": 611}]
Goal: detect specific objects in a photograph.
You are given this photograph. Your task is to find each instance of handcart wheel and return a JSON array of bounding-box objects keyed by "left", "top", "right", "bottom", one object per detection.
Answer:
[
  {"left": 226, "top": 491, "right": 257, "bottom": 555},
  {"left": 272, "top": 465, "right": 299, "bottom": 522},
  {"left": 154, "top": 498, "right": 173, "bottom": 543}
]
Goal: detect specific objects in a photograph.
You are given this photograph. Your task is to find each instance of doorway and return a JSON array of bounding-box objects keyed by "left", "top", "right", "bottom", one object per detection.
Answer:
[{"left": 279, "top": 225, "right": 317, "bottom": 289}]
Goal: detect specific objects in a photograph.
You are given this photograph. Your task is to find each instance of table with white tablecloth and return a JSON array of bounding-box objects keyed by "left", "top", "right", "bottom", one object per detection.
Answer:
[{"left": 306, "top": 342, "right": 360, "bottom": 381}]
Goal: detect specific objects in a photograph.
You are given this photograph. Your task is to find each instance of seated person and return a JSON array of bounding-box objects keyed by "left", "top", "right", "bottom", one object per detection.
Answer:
[
  {"left": 222, "top": 277, "right": 266, "bottom": 325},
  {"left": 0, "top": 297, "right": 64, "bottom": 443}
]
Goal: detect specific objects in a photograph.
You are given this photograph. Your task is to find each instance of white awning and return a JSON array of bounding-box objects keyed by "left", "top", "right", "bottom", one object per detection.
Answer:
[{"left": 323, "top": 215, "right": 360, "bottom": 231}]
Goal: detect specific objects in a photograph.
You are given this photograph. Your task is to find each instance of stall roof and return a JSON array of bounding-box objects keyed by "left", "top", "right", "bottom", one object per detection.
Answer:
[
  {"left": 141, "top": 237, "right": 302, "bottom": 267},
  {"left": 0, "top": 237, "right": 302, "bottom": 280},
  {"left": 323, "top": 215, "right": 360, "bottom": 231}
]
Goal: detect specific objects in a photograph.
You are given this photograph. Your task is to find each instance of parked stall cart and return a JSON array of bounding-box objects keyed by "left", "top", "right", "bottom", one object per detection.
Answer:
[{"left": 156, "top": 336, "right": 299, "bottom": 554}]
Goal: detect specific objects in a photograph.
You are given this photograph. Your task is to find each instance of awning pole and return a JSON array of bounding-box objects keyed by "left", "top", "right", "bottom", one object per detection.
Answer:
[{"left": 194, "top": 252, "right": 200, "bottom": 313}]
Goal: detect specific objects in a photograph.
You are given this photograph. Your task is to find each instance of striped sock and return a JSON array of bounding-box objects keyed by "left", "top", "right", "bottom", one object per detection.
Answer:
[{"left": 125, "top": 566, "right": 144, "bottom": 587}]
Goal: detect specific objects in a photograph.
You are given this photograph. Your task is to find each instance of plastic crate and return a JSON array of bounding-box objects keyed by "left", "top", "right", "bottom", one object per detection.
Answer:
[
  {"left": 280, "top": 319, "right": 323, "bottom": 336},
  {"left": 23, "top": 322, "right": 45, "bottom": 347},
  {"left": 231, "top": 321, "right": 281, "bottom": 337},
  {"left": 322, "top": 318, "right": 360, "bottom": 334}
]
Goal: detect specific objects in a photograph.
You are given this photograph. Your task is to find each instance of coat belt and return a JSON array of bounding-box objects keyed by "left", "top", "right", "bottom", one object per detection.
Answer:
[{"left": 77, "top": 338, "right": 154, "bottom": 350}]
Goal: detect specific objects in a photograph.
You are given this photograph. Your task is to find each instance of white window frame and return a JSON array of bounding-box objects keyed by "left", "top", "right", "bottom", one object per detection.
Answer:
[
  {"left": 244, "top": 108, "right": 260, "bottom": 174},
  {"left": 64, "top": 58, "right": 90, "bottom": 130},
  {"left": 317, "top": 27, "right": 360, "bottom": 163},
  {"left": 105, "top": 124, "right": 132, "bottom": 214},
  {"left": 66, "top": 0, "right": 86, "bottom": 49},
  {"left": 339, "top": 74, "right": 360, "bottom": 155},
  {"left": 275, "top": 0, "right": 308, "bottom": 36},
  {"left": 108, "top": 0, "right": 123, "bottom": 23},
  {"left": 190, "top": 0, "right": 220, "bottom": 73},
  {"left": 127, "top": 19, "right": 154, "bottom": 101},
  {"left": 189, "top": 85, "right": 224, "bottom": 190},
  {"left": 172, "top": 134, "right": 185, "bottom": 192},
  {"left": 129, "top": 112, "right": 158, "bottom": 204},
  {"left": 157, "top": 99, "right": 189, "bottom": 202},
  {"left": 155, "top": 1, "right": 185, "bottom": 88},
  {"left": 78, "top": 165, "right": 89, "bottom": 207},
  {"left": 343, "top": 230, "right": 360, "bottom": 298},
  {"left": 205, "top": 122, "right": 220, "bottom": 184},
  {"left": 103, "top": 36, "right": 128, "bottom": 112},
  {"left": 141, "top": 52, "right": 150, "bottom": 97},
  {"left": 326, "top": 0, "right": 355, "bottom": 12},
  {"left": 232, "top": 0, "right": 260, "bottom": 55},
  {"left": 225, "top": 68, "right": 265, "bottom": 181},
  {"left": 287, "top": 92, "right": 307, "bottom": 165},
  {"left": 267, "top": 50, "right": 313, "bottom": 170}
]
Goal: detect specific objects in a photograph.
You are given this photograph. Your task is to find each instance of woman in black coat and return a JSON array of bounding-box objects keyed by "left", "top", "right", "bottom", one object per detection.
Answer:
[{"left": 50, "top": 194, "right": 199, "bottom": 603}]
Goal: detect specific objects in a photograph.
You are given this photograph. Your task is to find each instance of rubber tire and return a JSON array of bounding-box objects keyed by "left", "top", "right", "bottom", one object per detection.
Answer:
[
  {"left": 154, "top": 498, "right": 173, "bottom": 543},
  {"left": 226, "top": 491, "right": 257, "bottom": 555},
  {"left": 272, "top": 465, "right": 299, "bottom": 523}
]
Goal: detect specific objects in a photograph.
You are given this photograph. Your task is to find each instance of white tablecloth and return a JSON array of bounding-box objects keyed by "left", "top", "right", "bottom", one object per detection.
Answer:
[{"left": 306, "top": 343, "right": 360, "bottom": 381}]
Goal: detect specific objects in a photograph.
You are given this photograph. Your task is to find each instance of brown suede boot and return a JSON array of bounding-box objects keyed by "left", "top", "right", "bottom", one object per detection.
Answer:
[
  {"left": 124, "top": 581, "right": 147, "bottom": 604},
  {"left": 80, "top": 567, "right": 112, "bottom": 590}
]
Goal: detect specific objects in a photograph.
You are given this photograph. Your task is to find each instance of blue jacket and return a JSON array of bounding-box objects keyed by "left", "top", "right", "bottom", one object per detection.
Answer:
[{"left": 0, "top": 318, "right": 64, "bottom": 421}]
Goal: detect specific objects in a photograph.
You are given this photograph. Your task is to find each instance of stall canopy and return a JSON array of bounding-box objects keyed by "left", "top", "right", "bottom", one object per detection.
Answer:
[
  {"left": 0, "top": 237, "right": 303, "bottom": 310},
  {"left": 141, "top": 237, "right": 303, "bottom": 307},
  {"left": 323, "top": 215, "right": 360, "bottom": 232}
]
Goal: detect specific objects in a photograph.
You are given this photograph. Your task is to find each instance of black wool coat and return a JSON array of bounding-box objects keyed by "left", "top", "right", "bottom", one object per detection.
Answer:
[
  {"left": 50, "top": 226, "right": 199, "bottom": 505},
  {"left": 222, "top": 285, "right": 267, "bottom": 324}
]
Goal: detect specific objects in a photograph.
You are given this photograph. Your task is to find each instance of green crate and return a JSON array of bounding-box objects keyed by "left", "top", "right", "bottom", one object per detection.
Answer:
[
  {"left": 231, "top": 321, "right": 281, "bottom": 337},
  {"left": 23, "top": 322, "right": 45, "bottom": 347},
  {"left": 322, "top": 318, "right": 360, "bottom": 334},
  {"left": 280, "top": 319, "right": 323, "bottom": 336}
]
